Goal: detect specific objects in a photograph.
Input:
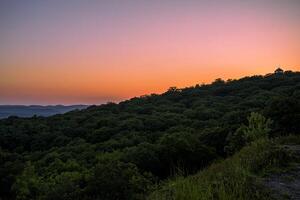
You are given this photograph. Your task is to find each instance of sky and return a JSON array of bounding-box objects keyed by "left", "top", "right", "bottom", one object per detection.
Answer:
[{"left": 0, "top": 0, "right": 300, "bottom": 105}]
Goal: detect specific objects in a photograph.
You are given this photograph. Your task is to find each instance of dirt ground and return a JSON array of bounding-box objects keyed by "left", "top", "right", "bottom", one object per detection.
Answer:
[{"left": 263, "top": 145, "right": 300, "bottom": 200}]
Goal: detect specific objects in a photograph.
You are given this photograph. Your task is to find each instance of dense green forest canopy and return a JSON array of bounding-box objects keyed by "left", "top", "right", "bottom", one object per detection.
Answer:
[{"left": 1, "top": 70, "right": 300, "bottom": 200}]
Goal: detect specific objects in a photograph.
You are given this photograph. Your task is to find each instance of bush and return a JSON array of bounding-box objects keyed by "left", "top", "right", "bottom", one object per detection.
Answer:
[{"left": 225, "top": 112, "right": 272, "bottom": 155}]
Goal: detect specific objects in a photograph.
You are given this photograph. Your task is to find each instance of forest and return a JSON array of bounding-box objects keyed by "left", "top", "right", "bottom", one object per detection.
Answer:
[{"left": 1, "top": 70, "right": 300, "bottom": 200}]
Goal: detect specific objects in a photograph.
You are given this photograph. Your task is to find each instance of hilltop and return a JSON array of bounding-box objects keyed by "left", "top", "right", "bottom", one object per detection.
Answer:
[{"left": 1, "top": 70, "right": 300, "bottom": 200}]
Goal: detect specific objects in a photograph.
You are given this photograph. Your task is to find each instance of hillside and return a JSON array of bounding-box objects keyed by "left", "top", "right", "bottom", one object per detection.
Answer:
[
  {"left": 1, "top": 70, "right": 300, "bottom": 200},
  {"left": 149, "top": 136, "right": 300, "bottom": 200},
  {"left": 0, "top": 105, "right": 88, "bottom": 119}
]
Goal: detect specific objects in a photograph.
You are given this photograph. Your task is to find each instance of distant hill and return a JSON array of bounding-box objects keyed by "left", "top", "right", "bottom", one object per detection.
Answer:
[{"left": 0, "top": 105, "right": 88, "bottom": 119}]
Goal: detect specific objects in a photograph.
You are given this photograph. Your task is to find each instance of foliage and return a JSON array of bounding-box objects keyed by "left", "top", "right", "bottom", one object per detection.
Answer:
[
  {"left": 148, "top": 138, "right": 294, "bottom": 200},
  {"left": 0, "top": 71, "right": 300, "bottom": 199},
  {"left": 225, "top": 112, "right": 272, "bottom": 155},
  {"left": 264, "top": 96, "right": 300, "bottom": 135},
  {"left": 12, "top": 162, "right": 42, "bottom": 200},
  {"left": 243, "top": 112, "right": 272, "bottom": 142}
]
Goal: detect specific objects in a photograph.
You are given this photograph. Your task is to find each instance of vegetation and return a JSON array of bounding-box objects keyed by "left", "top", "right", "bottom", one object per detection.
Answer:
[
  {"left": 148, "top": 138, "right": 295, "bottom": 200},
  {"left": 1, "top": 70, "right": 300, "bottom": 200}
]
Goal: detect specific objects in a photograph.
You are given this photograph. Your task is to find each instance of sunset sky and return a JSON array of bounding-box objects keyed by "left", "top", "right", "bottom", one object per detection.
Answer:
[{"left": 1, "top": 0, "right": 300, "bottom": 105}]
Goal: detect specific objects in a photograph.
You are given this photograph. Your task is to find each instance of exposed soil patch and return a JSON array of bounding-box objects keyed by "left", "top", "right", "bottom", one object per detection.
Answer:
[{"left": 263, "top": 145, "right": 300, "bottom": 200}]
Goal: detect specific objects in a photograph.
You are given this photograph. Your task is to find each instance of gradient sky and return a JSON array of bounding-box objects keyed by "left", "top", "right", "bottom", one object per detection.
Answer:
[{"left": 1, "top": 0, "right": 300, "bottom": 105}]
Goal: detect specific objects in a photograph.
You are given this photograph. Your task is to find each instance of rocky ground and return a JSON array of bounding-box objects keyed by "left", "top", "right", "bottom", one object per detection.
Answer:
[{"left": 263, "top": 145, "right": 300, "bottom": 200}]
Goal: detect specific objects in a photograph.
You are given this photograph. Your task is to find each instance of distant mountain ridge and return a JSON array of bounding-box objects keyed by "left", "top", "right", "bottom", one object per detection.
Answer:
[{"left": 0, "top": 105, "right": 89, "bottom": 119}]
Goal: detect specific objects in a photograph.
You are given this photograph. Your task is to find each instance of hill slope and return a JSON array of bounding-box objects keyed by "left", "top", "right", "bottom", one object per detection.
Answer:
[
  {"left": 1, "top": 70, "right": 300, "bottom": 200},
  {"left": 148, "top": 136, "right": 300, "bottom": 200}
]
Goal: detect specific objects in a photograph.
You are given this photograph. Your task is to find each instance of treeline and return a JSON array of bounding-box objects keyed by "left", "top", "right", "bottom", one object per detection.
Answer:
[{"left": 1, "top": 70, "right": 300, "bottom": 200}]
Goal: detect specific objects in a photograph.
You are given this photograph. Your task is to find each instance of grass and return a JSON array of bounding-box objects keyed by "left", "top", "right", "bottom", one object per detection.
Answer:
[{"left": 148, "top": 138, "right": 296, "bottom": 200}]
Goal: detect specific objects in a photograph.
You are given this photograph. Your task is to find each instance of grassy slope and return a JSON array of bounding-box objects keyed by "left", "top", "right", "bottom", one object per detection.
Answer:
[{"left": 149, "top": 137, "right": 300, "bottom": 200}]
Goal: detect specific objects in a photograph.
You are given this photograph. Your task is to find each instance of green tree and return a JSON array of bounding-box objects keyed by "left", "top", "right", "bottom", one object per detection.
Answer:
[
  {"left": 12, "top": 162, "right": 43, "bottom": 200},
  {"left": 85, "top": 158, "right": 153, "bottom": 200},
  {"left": 159, "top": 132, "right": 217, "bottom": 175},
  {"left": 264, "top": 97, "right": 300, "bottom": 135}
]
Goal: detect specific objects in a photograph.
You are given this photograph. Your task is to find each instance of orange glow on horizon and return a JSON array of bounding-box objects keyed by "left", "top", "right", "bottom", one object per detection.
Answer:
[{"left": 0, "top": 1, "right": 300, "bottom": 104}]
